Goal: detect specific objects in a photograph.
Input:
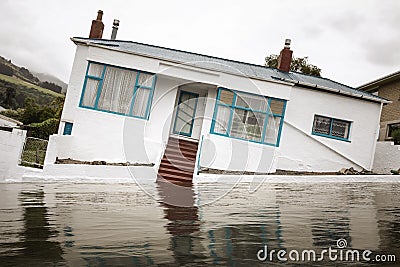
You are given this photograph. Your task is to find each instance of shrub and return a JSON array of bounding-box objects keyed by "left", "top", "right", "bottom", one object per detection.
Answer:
[
  {"left": 28, "top": 118, "right": 59, "bottom": 140},
  {"left": 392, "top": 129, "right": 400, "bottom": 145}
]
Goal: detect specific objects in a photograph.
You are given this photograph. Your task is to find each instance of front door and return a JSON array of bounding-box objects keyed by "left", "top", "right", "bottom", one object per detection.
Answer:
[{"left": 173, "top": 91, "right": 199, "bottom": 137}]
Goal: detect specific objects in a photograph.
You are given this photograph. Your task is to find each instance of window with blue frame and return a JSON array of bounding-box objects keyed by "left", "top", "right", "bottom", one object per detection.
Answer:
[
  {"left": 312, "top": 115, "right": 351, "bottom": 141},
  {"left": 79, "top": 62, "right": 156, "bottom": 119},
  {"left": 63, "top": 122, "right": 73, "bottom": 135},
  {"left": 211, "top": 88, "right": 287, "bottom": 146}
]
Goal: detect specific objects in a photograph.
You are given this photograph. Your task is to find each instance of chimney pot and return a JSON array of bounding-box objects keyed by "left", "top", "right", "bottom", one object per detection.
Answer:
[
  {"left": 111, "top": 19, "right": 120, "bottom": 40},
  {"left": 277, "top": 39, "right": 293, "bottom": 72},
  {"left": 89, "top": 10, "right": 104, "bottom": 39},
  {"left": 97, "top": 10, "right": 103, "bottom": 20}
]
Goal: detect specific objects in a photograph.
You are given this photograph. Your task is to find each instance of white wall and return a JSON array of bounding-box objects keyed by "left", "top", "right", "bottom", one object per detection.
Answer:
[
  {"left": 0, "top": 128, "right": 26, "bottom": 181},
  {"left": 0, "top": 117, "right": 18, "bottom": 127},
  {"left": 373, "top": 142, "right": 400, "bottom": 174},
  {"left": 278, "top": 87, "right": 381, "bottom": 172}
]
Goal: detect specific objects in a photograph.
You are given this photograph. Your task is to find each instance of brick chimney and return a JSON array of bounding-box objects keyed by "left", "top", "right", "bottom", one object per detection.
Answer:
[
  {"left": 277, "top": 39, "right": 293, "bottom": 72},
  {"left": 89, "top": 10, "right": 104, "bottom": 39}
]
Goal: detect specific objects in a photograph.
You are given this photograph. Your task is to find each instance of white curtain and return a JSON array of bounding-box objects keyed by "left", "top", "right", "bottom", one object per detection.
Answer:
[
  {"left": 81, "top": 78, "right": 99, "bottom": 108},
  {"left": 264, "top": 116, "right": 281, "bottom": 144},
  {"left": 132, "top": 88, "right": 150, "bottom": 118},
  {"left": 88, "top": 63, "right": 103, "bottom": 77},
  {"left": 138, "top": 73, "right": 154, "bottom": 87},
  {"left": 97, "top": 67, "right": 137, "bottom": 115},
  {"left": 213, "top": 105, "right": 231, "bottom": 135}
]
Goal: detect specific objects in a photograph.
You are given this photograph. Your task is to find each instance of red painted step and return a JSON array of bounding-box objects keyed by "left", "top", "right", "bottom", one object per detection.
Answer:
[{"left": 157, "top": 137, "right": 199, "bottom": 183}]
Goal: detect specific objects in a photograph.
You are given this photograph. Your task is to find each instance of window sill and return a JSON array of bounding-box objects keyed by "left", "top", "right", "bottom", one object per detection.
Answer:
[
  {"left": 210, "top": 131, "right": 279, "bottom": 147},
  {"left": 312, "top": 132, "right": 351, "bottom": 143}
]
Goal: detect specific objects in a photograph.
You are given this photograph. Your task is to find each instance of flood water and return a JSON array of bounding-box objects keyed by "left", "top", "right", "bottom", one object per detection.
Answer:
[{"left": 0, "top": 181, "right": 399, "bottom": 266}]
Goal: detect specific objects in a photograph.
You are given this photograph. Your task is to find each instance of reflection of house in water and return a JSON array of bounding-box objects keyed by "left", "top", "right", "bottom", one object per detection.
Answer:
[
  {"left": 157, "top": 181, "right": 205, "bottom": 265},
  {"left": 374, "top": 189, "right": 400, "bottom": 255},
  {"left": 196, "top": 184, "right": 283, "bottom": 264},
  {"left": 2, "top": 189, "right": 64, "bottom": 265}
]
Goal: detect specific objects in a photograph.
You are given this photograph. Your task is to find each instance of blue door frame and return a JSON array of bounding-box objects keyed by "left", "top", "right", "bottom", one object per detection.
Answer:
[{"left": 173, "top": 90, "right": 199, "bottom": 137}]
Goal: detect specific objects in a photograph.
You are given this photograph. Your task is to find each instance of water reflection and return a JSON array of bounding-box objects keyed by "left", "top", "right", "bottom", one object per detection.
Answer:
[
  {"left": 156, "top": 180, "right": 204, "bottom": 265},
  {"left": 0, "top": 188, "right": 63, "bottom": 266},
  {"left": 0, "top": 182, "right": 398, "bottom": 266}
]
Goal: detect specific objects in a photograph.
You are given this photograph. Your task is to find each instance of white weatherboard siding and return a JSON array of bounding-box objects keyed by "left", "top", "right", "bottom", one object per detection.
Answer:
[{"left": 278, "top": 87, "right": 381, "bottom": 172}]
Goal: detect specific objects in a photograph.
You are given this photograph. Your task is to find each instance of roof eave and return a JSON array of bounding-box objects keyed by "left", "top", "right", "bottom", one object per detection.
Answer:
[{"left": 358, "top": 71, "right": 400, "bottom": 91}]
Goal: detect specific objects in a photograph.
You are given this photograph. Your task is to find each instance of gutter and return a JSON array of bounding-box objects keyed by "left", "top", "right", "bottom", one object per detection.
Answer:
[{"left": 272, "top": 76, "right": 390, "bottom": 104}]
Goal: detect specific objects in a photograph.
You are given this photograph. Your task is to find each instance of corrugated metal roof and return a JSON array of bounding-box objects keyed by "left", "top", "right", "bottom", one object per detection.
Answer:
[{"left": 72, "top": 37, "right": 388, "bottom": 103}]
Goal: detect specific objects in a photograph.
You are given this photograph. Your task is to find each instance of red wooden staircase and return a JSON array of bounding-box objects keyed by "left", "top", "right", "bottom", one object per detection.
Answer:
[{"left": 157, "top": 136, "right": 199, "bottom": 184}]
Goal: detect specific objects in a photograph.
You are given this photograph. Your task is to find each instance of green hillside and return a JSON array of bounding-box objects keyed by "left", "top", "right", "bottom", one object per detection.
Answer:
[{"left": 0, "top": 56, "right": 64, "bottom": 109}]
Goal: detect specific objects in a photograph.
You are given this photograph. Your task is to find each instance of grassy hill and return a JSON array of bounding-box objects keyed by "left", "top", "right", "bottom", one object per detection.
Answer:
[{"left": 0, "top": 56, "right": 64, "bottom": 109}]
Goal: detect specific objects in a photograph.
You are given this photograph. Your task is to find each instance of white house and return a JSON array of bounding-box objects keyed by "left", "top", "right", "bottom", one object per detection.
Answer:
[{"left": 43, "top": 11, "right": 388, "bottom": 183}]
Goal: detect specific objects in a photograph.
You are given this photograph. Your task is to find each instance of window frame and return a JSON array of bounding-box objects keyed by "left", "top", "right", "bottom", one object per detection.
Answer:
[
  {"left": 210, "top": 87, "right": 287, "bottom": 147},
  {"left": 311, "top": 114, "right": 352, "bottom": 142},
  {"left": 387, "top": 123, "right": 400, "bottom": 139},
  {"left": 63, "top": 122, "right": 73, "bottom": 135},
  {"left": 79, "top": 61, "right": 157, "bottom": 120}
]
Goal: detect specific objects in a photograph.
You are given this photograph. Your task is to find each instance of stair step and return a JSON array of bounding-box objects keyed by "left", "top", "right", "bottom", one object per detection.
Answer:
[
  {"left": 165, "top": 144, "right": 199, "bottom": 154},
  {"left": 164, "top": 150, "right": 197, "bottom": 160},
  {"left": 160, "top": 159, "right": 195, "bottom": 172},
  {"left": 159, "top": 165, "right": 194, "bottom": 176},
  {"left": 157, "top": 136, "right": 199, "bottom": 183},
  {"left": 157, "top": 173, "right": 193, "bottom": 182},
  {"left": 168, "top": 137, "right": 199, "bottom": 148},
  {"left": 157, "top": 176, "right": 193, "bottom": 187},
  {"left": 163, "top": 152, "right": 197, "bottom": 162},
  {"left": 161, "top": 155, "right": 196, "bottom": 167}
]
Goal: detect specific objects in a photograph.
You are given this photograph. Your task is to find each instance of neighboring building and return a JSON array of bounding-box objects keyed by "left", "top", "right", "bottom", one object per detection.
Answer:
[
  {"left": 358, "top": 71, "right": 400, "bottom": 141},
  {"left": 43, "top": 11, "right": 388, "bottom": 182}
]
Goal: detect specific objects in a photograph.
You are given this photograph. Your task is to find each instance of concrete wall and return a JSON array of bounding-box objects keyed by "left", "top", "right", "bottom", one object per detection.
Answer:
[
  {"left": 373, "top": 141, "right": 400, "bottom": 174},
  {"left": 277, "top": 87, "right": 381, "bottom": 172},
  {"left": 0, "top": 128, "right": 26, "bottom": 181},
  {"left": 0, "top": 117, "right": 18, "bottom": 127}
]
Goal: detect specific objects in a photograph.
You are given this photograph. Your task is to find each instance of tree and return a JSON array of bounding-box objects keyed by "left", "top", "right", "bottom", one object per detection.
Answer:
[
  {"left": 0, "top": 63, "right": 14, "bottom": 76},
  {"left": 265, "top": 54, "right": 322, "bottom": 77},
  {"left": 1, "top": 87, "right": 17, "bottom": 109}
]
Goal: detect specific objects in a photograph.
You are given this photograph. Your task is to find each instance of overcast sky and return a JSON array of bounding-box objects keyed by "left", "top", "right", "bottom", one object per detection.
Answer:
[{"left": 0, "top": 0, "right": 399, "bottom": 87}]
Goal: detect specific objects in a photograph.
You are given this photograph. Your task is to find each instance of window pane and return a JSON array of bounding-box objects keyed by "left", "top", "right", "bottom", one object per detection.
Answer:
[
  {"left": 230, "top": 109, "right": 265, "bottom": 142},
  {"left": 230, "top": 109, "right": 247, "bottom": 139},
  {"left": 88, "top": 63, "right": 103, "bottom": 77},
  {"left": 331, "top": 119, "right": 350, "bottom": 139},
  {"left": 313, "top": 116, "right": 331, "bottom": 135},
  {"left": 264, "top": 116, "right": 281, "bottom": 145},
  {"left": 269, "top": 99, "right": 285, "bottom": 115},
  {"left": 138, "top": 73, "right": 154, "bottom": 87},
  {"left": 235, "top": 92, "right": 268, "bottom": 111},
  {"left": 132, "top": 88, "right": 150, "bottom": 118},
  {"left": 388, "top": 123, "right": 400, "bottom": 137},
  {"left": 213, "top": 105, "right": 231, "bottom": 135},
  {"left": 173, "top": 93, "right": 197, "bottom": 135},
  {"left": 81, "top": 78, "right": 99, "bottom": 107},
  {"left": 219, "top": 90, "right": 234, "bottom": 105},
  {"left": 97, "top": 67, "right": 137, "bottom": 114}
]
